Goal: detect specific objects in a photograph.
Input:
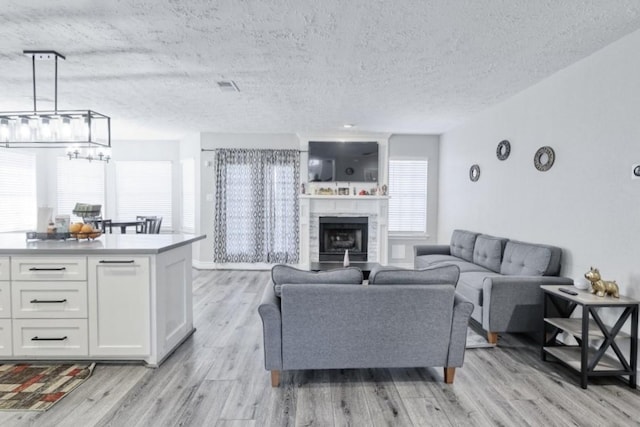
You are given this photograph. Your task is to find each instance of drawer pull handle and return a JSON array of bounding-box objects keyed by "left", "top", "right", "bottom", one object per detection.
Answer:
[
  {"left": 30, "top": 299, "right": 68, "bottom": 304},
  {"left": 28, "top": 267, "right": 67, "bottom": 271},
  {"left": 99, "top": 260, "right": 135, "bottom": 264},
  {"left": 31, "top": 336, "right": 68, "bottom": 341}
]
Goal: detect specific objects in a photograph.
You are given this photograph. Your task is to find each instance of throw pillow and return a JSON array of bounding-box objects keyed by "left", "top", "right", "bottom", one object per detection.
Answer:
[
  {"left": 271, "top": 264, "right": 363, "bottom": 297},
  {"left": 368, "top": 264, "right": 460, "bottom": 286}
]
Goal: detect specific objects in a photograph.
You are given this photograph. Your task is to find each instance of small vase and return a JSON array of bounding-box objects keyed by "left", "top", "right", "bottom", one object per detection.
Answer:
[{"left": 343, "top": 249, "right": 350, "bottom": 267}]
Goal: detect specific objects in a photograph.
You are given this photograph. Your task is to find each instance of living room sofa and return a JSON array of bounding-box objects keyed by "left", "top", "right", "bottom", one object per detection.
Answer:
[
  {"left": 258, "top": 264, "right": 473, "bottom": 386},
  {"left": 415, "top": 230, "right": 573, "bottom": 344}
]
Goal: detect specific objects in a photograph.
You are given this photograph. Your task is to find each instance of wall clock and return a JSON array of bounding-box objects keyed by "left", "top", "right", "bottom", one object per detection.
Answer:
[
  {"left": 469, "top": 164, "right": 480, "bottom": 182},
  {"left": 345, "top": 167, "right": 354, "bottom": 175},
  {"left": 534, "top": 146, "right": 555, "bottom": 171},
  {"left": 496, "top": 140, "right": 511, "bottom": 160}
]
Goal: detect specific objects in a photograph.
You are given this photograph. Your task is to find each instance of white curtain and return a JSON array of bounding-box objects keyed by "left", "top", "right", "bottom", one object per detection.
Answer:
[{"left": 214, "top": 149, "right": 300, "bottom": 263}]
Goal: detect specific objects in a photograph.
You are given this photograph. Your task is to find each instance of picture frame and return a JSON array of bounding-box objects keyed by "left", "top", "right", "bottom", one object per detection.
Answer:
[{"left": 338, "top": 187, "right": 350, "bottom": 195}]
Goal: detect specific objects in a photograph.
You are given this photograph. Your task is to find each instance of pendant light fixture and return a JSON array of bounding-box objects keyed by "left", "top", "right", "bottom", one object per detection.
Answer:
[{"left": 0, "top": 50, "right": 111, "bottom": 162}]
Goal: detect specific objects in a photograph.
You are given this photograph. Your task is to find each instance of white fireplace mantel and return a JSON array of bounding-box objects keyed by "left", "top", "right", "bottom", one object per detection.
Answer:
[{"left": 298, "top": 196, "right": 389, "bottom": 267}]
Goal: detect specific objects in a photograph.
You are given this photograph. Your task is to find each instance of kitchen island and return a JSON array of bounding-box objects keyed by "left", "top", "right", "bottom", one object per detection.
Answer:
[{"left": 0, "top": 233, "right": 205, "bottom": 366}]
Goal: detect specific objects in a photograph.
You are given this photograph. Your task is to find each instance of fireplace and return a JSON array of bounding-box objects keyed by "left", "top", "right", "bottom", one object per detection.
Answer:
[{"left": 319, "top": 216, "right": 368, "bottom": 261}]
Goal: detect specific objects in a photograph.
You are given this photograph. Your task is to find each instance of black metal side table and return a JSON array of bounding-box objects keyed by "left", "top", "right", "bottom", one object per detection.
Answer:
[{"left": 541, "top": 285, "right": 638, "bottom": 389}]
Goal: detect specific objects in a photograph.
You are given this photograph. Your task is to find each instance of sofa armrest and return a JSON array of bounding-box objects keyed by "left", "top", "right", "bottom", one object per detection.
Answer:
[
  {"left": 447, "top": 293, "right": 474, "bottom": 367},
  {"left": 258, "top": 282, "right": 283, "bottom": 370},
  {"left": 414, "top": 244, "right": 451, "bottom": 257},
  {"left": 482, "top": 276, "right": 574, "bottom": 333}
]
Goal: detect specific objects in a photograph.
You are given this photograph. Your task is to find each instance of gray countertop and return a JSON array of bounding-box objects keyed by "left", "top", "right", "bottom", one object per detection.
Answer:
[{"left": 0, "top": 233, "right": 206, "bottom": 255}]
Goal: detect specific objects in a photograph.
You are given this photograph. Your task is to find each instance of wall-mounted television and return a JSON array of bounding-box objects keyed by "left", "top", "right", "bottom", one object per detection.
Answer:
[{"left": 308, "top": 141, "right": 378, "bottom": 182}]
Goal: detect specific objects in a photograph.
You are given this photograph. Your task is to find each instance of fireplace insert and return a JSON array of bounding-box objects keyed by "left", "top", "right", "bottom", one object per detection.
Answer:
[{"left": 319, "top": 216, "right": 368, "bottom": 261}]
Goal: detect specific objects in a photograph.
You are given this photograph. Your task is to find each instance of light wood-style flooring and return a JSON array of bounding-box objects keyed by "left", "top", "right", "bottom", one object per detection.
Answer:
[{"left": 1, "top": 269, "right": 639, "bottom": 426}]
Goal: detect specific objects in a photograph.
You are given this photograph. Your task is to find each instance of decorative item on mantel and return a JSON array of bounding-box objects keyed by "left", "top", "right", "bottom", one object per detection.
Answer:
[
  {"left": 585, "top": 267, "right": 619, "bottom": 298},
  {"left": 0, "top": 50, "right": 111, "bottom": 163},
  {"left": 343, "top": 249, "right": 350, "bottom": 267}
]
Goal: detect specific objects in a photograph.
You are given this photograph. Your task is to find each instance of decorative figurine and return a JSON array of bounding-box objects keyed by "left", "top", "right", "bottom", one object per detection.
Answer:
[{"left": 584, "top": 267, "right": 619, "bottom": 298}]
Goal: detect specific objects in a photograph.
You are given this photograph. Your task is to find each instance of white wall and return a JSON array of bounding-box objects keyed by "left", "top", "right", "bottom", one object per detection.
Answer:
[
  {"left": 439, "top": 29, "right": 640, "bottom": 300},
  {"left": 388, "top": 134, "right": 439, "bottom": 266}
]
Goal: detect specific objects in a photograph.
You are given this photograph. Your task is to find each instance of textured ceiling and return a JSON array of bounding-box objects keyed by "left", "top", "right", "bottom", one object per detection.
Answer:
[{"left": 1, "top": 1, "right": 640, "bottom": 140}]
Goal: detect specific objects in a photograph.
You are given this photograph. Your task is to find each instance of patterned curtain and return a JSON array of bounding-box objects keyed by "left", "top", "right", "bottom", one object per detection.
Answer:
[{"left": 214, "top": 149, "right": 300, "bottom": 263}]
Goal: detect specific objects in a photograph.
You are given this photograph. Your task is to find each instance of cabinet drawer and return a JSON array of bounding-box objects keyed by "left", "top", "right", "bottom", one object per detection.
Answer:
[
  {"left": 0, "top": 319, "right": 12, "bottom": 356},
  {"left": 0, "top": 282, "right": 10, "bottom": 318},
  {"left": 11, "top": 257, "right": 87, "bottom": 281},
  {"left": 12, "top": 319, "right": 88, "bottom": 356},
  {"left": 0, "top": 257, "right": 9, "bottom": 281},
  {"left": 11, "top": 282, "right": 87, "bottom": 319}
]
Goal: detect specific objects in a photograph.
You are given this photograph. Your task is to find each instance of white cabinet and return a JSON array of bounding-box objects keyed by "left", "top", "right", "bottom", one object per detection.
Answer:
[
  {"left": 0, "top": 257, "right": 9, "bottom": 281},
  {"left": 88, "top": 256, "right": 150, "bottom": 357},
  {"left": 0, "top": 319, "right": 12, "bottom": 356},
  {"left": 8, "top": 255, "right": 88, "bottom": 358},
  {"left": 11, "top": 281, "right": 87, "bottom": 318},
  {"left": 11, "top": 256, "right": 87, "bottom": 281},
  {"left": 12, "top": 319, "right": 88, "bottom": 357}
]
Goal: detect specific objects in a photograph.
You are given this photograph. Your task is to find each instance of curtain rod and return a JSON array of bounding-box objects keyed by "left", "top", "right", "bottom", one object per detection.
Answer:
[{"left": 200, "top": 148, "right": 308, "bottom": 152}]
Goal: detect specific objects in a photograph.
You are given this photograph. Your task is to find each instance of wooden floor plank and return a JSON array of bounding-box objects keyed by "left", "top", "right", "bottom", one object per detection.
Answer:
[{"left": 2, "top": 269, "right": 639, "bottom": 427}]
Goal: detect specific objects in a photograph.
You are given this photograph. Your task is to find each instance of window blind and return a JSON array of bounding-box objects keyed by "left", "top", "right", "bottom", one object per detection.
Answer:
[
  {"left": 0, "top": 151, "right": 37, "bottom": 232},
  {"left": 181, "top": 158, "right": 195, "bottom": 232},
  {"left": 115, "top": 161, "right": 172, "bottom": 232},
  {"left": 56, "top": 157, "right": 106, "bottom": 221},
  {"left": 388, "top": 159, "right": 428, "bottom": 233}
]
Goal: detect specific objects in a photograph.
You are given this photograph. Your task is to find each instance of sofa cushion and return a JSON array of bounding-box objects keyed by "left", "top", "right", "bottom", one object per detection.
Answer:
[
  {"left": 415, "top": 254, "right": 461, "bottom": 269},
  {"left": 500, "top": 241, "right": 562, "bottom": 276},
  {"left": 369, "top": 264, "right": 460, "bottom": 286},
  {"left": 456, "top": 271, "right": 502, "bottom": 307},
  {"left": 449, "top": 230, "right": 479, "bottom": 262},
  {"left": 473, "top": 234, "right": 507, "bottom": 273},
  {"left": 271, "top": 265, "right": 363, "bottom": 297},
  {"left": 421, "top": 258, "right": 490, "bottom": 273}
]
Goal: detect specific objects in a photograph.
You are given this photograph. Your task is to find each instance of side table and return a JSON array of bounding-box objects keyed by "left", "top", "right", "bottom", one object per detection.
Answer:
[{"left": 541, "top": 285, "right": 638, "bottom": 389}]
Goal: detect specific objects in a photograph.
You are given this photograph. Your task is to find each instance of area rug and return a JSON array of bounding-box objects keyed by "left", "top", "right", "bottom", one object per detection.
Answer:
[
  {"left": 0, "top": 363, "right": 95, "bottom": 411},
  {"left": 466, "top": 327, "right": 496, "bottom": 349}
]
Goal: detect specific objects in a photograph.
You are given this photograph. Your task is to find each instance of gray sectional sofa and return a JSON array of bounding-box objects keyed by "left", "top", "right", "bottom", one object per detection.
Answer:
[
  {"left": 415, "top": 230, "right": 573, "bottom": 344},
  {"left": 258, "top": 264, "right": 473, "bottom": 386}
]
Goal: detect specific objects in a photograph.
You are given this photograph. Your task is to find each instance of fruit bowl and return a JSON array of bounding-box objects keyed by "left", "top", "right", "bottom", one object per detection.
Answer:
[{"left": 71, "top": 231, "right": 102, "bottom": 240}]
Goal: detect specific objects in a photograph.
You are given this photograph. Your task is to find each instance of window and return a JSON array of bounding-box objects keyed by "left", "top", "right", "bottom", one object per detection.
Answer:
[
  {"left": 181, "top": 158, "right": 195, "bottom": 232},
  {"left": 115, "top": 161, "right": 172, "bottom": 231},
  {"left": 56, "top": 157, "right": 105, "bottom": 221},
  {"left": 0, "top": 150, "right": 37, "bottom": 232},
  {"left": 388, "top": 159, "right": 428, "bottom": 234},
  {"left": 213, "top": 149, "right": 299, "bottom": 263}
]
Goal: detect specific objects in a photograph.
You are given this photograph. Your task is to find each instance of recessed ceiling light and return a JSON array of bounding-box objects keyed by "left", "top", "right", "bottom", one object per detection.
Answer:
[{"left": 343, "top": 124, "right": 355, "bottom": 128}]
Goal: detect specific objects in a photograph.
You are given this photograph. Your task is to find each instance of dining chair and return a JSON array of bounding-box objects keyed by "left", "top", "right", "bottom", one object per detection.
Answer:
[
  {"left": 145, "top": 216, "right": 162, "bottom": 234},
  {"left": 136, "top": 215, "right": 151, "bottom": 233},
  {"left": 100, "top": 219, "right": 113, "bottom": 234}
]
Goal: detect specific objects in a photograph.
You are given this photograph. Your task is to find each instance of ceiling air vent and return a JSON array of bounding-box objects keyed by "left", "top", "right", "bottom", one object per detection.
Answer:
[{"left": 217, "top": 80, "right": 240, "bottom": 92}]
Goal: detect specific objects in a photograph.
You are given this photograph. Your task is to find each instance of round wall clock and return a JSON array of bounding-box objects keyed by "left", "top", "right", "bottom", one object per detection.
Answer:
[
  {"left": 534, "top": 146, "right": 555, "bottom": 171},
  {"left": 496, "top": 140, "right": 511, "bottom": 160},
  {"left": 469, "top": 164, "right": 480, "bottom": 182},
  {"left": 345, "top": 167, "right": 354, "bottom": 175}
]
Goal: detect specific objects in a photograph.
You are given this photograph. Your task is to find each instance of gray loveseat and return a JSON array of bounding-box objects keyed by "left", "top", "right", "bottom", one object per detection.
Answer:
[
  {"left": 415, "top": 230, "right": 573, "bottom": 344},
  {"left": 258, "top": 264, "right": 473, "bottom": 386}
]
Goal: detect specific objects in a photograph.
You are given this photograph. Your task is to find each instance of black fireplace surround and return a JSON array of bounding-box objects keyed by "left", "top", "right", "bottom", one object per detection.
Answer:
[{"left": 319, "top": 216, "right": 368, "bottom": 262}]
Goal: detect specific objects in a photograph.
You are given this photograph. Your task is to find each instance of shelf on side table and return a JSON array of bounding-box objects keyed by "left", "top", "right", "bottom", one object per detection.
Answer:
[
  {"left": 544, "top": 318, "right": 632, "bottom": 340},
  {"left": 544, "top": 346, "right": 625, "bottom": 372}
]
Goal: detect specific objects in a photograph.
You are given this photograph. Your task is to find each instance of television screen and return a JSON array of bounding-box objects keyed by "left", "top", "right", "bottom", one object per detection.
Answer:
[{"left": 308, "top": 141, "right": 378, "bottom": 182}]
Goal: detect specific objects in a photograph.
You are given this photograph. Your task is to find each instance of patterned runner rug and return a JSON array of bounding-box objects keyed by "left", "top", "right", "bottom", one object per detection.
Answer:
[
  {"left": 466, "top": 327, "right": 496, "bottom": 349},
  {"left": 0, "top": 363, "right": 95, "bottom": 411}
]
